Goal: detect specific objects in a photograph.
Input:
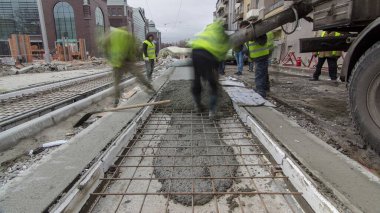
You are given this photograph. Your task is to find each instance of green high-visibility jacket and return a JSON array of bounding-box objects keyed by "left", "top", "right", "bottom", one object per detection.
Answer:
[
  {"left": 143, "top": 40, "right": 156, "bottom": 59},
  {"left": 189, "top": 21, "right": 230, "bottom": 61},
  {"left": 104, "top": 28, "right": 136, "bottom": 68},
  {"left": 246, "top": 32, "right": 274, "bottom": 59},
  {"left": 247, "top": 41, "right": 270, "bottom": 59}
]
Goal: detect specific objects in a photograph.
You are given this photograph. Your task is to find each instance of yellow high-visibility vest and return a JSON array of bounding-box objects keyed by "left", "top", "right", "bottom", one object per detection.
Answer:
[
  {"left": 319, "top": 31, "right": 342, "bottom": 57},
  {"left": 189, "top": 21, "right": 230, "bottom": 61},
  {"left": 106, "top": 28, "right": 136, "bottom": 68},
  {"left": 143, "top": 40, "right": 156, "bottom": 59}
]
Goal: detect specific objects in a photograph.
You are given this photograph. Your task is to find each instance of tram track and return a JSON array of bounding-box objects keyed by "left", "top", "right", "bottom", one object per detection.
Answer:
[{"left": 0, "top": 72, "right": 130, "bottom": 132}]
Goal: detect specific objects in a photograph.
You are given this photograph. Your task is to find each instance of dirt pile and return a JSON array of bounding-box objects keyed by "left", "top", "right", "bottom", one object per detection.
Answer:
[{"left": 0, "top": 64, "right": 17, "bottom": 76}]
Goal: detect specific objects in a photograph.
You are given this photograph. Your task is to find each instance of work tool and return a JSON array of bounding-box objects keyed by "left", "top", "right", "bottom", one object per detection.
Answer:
[{"left": 73, "top": 100, "right": 171, "bottom": 127}]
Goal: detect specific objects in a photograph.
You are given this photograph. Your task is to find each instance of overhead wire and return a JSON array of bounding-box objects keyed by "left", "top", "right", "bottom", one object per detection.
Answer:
[
  {"left": 174, "top": 0, "right": 183, "bottom": 28},
  {"left": 144, "top": 0, "right": 156, "bottom": 21}
]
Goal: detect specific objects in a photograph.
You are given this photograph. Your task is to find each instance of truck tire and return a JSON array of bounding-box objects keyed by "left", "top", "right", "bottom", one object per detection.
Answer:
[{"left": 349, "top": 41, "right": 380, "bottom": 153}]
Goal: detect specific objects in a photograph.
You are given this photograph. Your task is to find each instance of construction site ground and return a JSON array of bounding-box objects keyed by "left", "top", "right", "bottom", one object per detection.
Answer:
[
  {"left": 224, "top": 65, "right": 380, "bottom": 177},
  {"left": 0, "top": 64, "right": 380, "bottom": 213}
]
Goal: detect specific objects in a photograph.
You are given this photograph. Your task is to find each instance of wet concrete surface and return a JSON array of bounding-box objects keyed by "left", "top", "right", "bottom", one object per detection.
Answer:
[
  {"left": 153, "top": 80, "right": 237, "bottom": 206},
  {"left": 152, "top": 114, "right": 238, "bottom": 206}
]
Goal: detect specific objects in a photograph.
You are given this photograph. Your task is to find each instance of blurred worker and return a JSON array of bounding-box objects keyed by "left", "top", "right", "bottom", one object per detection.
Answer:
[
  {"left": 143, "top": 34, "right": 157, "bottom": 81},
  {"left": 246, "top": 34, "right": 270, "bottom": 98},
  {"left": 233, "top": 21, "right": 250, "bottom": 75},
  {"left": 103, "top": 28, "right": 155, "bottom": 107},
  {"left": 189, "top": 21, "right": 230, "bottom": 119},
  {"left": 310, "top": 31, "right": 342, "bottom": 81}
]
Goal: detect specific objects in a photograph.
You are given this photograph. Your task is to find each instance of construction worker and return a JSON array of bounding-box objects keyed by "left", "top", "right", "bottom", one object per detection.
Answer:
[
  {"left": 243, "top": 26, "right": 274, "bottom": 77},
  {"left": 310, "top": 31, "right": 342, "bottom": 81},
  {"left": 188, "top": 21, "right": 230, "bottom": 119},
  {"left": 143, "top": 34, "right": 157, "bottom": 81},
  {"left": 103, "top": 28, "right": 155, "bottom": 107},
  {"left": 246, "top": 33, "right": 271, "bottom": 98}
]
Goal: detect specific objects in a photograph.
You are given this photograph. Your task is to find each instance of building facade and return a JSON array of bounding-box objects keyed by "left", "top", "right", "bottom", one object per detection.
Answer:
[
  {"left": 107, "top": 0, "right": 133, "bottom": 32},
  {"left": 132, "top": 7, "right": 148, "bottom": 42},
  {"left": 0, "top": 0, "right": 110, "bottom": 58},
  {"left": 43, "top": 0, "right": 110, "bottom": 57},
  {"left": 0, "top": 0, "right": 41, "bottom": 56}
]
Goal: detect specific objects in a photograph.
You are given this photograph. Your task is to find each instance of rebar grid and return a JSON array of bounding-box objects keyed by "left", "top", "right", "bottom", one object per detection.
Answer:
[{"left": 88, "top": 106, "right": 304, "bottom": 213}]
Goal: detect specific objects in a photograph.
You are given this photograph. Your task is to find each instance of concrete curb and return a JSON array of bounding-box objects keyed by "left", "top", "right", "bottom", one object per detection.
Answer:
[
  {"left": 52, "top": 101, "right": 155, "bottom": 213},
  {"left": 232, "top": 103, "right": 340, "bottom": 213},
  {"left": 0, "top": 78, "right": 136, "bottom": 151}
]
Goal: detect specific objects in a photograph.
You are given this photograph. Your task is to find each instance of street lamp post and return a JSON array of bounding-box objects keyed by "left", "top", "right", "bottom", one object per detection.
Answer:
[{"left": 36, "top": 0, "right": 51, "bottom": 64}]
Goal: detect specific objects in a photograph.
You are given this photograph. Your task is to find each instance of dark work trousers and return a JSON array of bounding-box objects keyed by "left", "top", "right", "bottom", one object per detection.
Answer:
[
  {"left": 219, "top": 60, "right": 225, "bottom": 75},
  {"left": 192, "top": 49, "right": 219, "bottom": 112},
  {"left": 313, "top": 57, "right": 338, "bottom": 80},
  {"left": 145, "top": 59, "right": 155, "bottom": 81},
  {"left": 254, "top": 55, "right": 269, "bottom": 98}
]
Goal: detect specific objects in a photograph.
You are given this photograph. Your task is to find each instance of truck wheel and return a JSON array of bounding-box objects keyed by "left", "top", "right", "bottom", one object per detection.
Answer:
[{"left": 349, "top": 41, "right": 380, "bottom": 153}]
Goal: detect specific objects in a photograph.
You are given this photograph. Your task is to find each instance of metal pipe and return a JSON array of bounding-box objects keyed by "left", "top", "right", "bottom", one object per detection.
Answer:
[
  {"left": 36, "top": 0, "right": 51, "bottom": 64},
  {"left": 229, "top": 0, "right": 313, "bottom": 47}
]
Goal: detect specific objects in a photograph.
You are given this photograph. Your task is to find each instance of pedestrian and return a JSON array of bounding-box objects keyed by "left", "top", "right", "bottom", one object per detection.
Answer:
[
  {"left": 188, "top": 21, "right": 230, "bottom": 120},
  {"left": 246, "top": 34, "right": 271, "bottom": 98},
  {"left": 310, "top": 31, "right": 342, "bottom": 81},
  {"left": 103, "top": 28, "right": 155, "bottom": 107},
  {"left": 143, "top": 33, "right": 158, "bottom": 81},
  {"left": 233, "top": 21, "right": 250, "bottom": 75}
]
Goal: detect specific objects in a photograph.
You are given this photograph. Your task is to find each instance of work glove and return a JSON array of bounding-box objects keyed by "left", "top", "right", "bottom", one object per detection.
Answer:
[{"left": 144, "top": 57, "right": 149, "bottom": 61}]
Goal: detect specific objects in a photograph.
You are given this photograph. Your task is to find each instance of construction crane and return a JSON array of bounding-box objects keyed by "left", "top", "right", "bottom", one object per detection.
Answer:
[{"left": 230, "top": 0, "right": 380, "bottom": 153}]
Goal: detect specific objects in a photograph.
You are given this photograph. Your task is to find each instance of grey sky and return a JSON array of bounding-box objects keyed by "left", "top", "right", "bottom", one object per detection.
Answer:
[{"left": 127, "top": 0, "right": 216, "bottom": 43}]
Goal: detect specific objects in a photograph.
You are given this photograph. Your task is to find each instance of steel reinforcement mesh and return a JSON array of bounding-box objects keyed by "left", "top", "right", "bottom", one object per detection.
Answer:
[{"left": 84, "top": 106, "right": 306, "bottom": 213}]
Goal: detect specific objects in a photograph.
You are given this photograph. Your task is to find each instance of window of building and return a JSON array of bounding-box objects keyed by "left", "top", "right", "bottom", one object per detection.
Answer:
[
  {"left": 95, "top": 7, "right": 105, "bottom": 38},
  {"left": 54, "top": 2, "right": 77, "bottom": 40},
  {"left": 0, "top": 0, "right": 40, "bottom": 40},
  {"left": 117, "top": 8, "right": 122, "bottom": 16}
]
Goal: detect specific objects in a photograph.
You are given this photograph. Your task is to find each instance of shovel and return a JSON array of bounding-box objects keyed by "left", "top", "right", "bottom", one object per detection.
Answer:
[{"left": 73, "top": 100, "right": 171, "bottom": 128}]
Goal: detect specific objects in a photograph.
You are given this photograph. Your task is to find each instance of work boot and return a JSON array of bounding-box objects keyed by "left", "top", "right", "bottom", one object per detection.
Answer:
[
  {"left": 309, "top": 78, "right": 319, "bottom": 81},
  {"left": 195, "top": 104, "right": 206, "bottom": 113},
  {"left": 209, "top": 110, "right": 216, "bottom": 121},
  {"left": 113, "top": 98, "right": 120, "bottom": 108},
  {"left": 234, "top": 72, "right": 242, "bottom": 76}
]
